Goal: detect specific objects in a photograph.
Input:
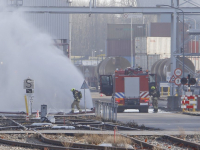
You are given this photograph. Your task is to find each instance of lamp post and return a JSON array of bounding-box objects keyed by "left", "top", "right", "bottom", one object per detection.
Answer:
[{"left": 156, "top": 5, "right": 185, "bottom": 78}]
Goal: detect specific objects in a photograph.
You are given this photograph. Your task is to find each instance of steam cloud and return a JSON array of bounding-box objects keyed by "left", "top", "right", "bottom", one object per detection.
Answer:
[{"left": 0, "top": 2, "right": 93, "bottom": 112}]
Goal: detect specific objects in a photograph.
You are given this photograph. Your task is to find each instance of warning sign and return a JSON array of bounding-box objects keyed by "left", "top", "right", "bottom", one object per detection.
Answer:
[
  {"left": 174, "top": 68, "right": 182, "bottom": 77},
  {"left": 174, "top": 77, "right": 181, "bottom": 85},
  {"left": 169, "top": 75, "right": 176, "bottom": 83}
]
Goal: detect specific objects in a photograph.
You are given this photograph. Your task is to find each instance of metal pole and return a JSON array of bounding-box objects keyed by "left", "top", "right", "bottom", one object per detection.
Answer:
[
  {"left": 31, "top": 100, "right": 32, "bottom": 115},
  {"left": 95, "top": 101, "right": 97, "bottom": 116},
  {"left": 109, "top": 103, "right": 111, "bottom": 120},
  {"left": 84, "top": 89, "right": 86, "bottom": 113},
  {"left": 195, "top": 20, "right": 197, "bottom": 71},
  {"left": 69, "top": 1, "right": 72, "bottom": 59},
  {"left": 159, "top": 3, "right": 184, "bottom": 92},
  {"left": 114, "top": 103, "right": 118, "bottom": 122},
  {"left": 105, "top": 103, "right": 107, "bottom": 120},
  {"left": 182, "top": 11, "right": 185, "bottom": 78},
  {"left": 131, "top": 17, "right": 133, "bottom": 67},
  {"left": 112, "top": 104, "right": 114, "bottom": 121}
]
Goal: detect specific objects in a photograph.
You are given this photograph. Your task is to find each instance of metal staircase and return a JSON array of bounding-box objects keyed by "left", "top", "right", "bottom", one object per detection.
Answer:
[{"left": 176, "top": 58, "right": 195, "bottom": 76}]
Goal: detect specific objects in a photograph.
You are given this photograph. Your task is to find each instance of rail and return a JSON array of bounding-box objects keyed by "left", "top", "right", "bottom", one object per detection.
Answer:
[
  {"left": 95, "top": 100, "right": 118, "bottom": 122},
  {"left": 39, "top": 134, "right": 134, "bottom": 150},
  {"left": 163, "top": 135, "right": 200, "bottom": 149}
]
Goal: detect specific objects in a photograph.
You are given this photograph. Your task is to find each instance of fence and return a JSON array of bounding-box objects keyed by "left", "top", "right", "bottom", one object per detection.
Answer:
[{"left": 95, "top": 100, "right": 118, "bottom": 122}]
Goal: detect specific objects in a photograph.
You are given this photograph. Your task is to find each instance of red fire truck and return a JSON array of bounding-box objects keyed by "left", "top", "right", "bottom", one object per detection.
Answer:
[{"left": 99, "top": 67, "right": 157, "bottom": 113}]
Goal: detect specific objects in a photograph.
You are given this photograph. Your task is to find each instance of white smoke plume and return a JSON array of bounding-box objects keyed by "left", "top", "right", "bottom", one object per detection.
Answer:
[{"left": 0, "top": 2, "right": 93, "bottom": 112}]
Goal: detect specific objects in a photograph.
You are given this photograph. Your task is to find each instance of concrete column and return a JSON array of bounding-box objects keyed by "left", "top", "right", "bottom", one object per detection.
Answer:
[{"left": 170, "top": 0, "right": 177, "bottom": 96}]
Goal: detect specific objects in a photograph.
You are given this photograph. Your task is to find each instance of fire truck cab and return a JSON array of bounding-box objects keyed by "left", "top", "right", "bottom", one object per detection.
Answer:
[{"left": 100, "top": 67, "right": 157, "bottom": 113}]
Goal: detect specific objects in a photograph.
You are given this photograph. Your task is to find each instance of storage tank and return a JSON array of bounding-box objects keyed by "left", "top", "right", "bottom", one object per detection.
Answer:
[
  {"left": 98, "top": 57, "right": 131, "bottom": 75},
  {"left": 151, "top": 57, "right": 195, "bottom": 83}
]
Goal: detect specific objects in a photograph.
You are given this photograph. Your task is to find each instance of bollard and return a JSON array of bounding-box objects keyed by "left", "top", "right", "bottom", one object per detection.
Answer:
[
  {"left": 161, "top": 87, "right": 163, "bottom": 96},
  {"left": 168, "top": 87, "right": 170, "bottom": 96},
  {"left": 114, "top": 126, "right": 116, "bottom": 143}
]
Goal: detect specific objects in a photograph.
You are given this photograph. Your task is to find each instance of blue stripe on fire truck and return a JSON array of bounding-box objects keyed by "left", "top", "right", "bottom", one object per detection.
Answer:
[{"left": 115, "top": 92, "right": 125, "bottom": 98}]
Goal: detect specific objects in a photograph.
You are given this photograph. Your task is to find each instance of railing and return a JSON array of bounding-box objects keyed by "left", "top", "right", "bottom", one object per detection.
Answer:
[
  {"left": 176, "top": 58, "right": 195, "bottom": 76},
  {"left": 95, "top": 100, "right": 118, "bottom": 122}
]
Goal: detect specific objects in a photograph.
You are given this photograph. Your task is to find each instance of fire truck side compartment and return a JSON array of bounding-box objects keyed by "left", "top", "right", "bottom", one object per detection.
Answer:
[{"left": 124, "top": 77, "right": 140, "bottom": 98}]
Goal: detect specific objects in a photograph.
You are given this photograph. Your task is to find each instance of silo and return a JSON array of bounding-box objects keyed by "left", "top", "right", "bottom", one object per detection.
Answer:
[
  {"left": 98, "top": 57, "right": 131, "bottom": 75},
  {"left": 151, "top": 57, "right": 195, "bottom": 83}
]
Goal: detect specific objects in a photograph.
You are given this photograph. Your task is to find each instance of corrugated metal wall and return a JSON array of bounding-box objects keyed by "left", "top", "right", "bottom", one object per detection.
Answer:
[
  {"left": 107, "top": 24, "right": 146, "bottom": 40},
  {"left": 23, "top": 0, "right": 69, "bottom": 39},
  {"left": 107, "top": 39, "right": 134, "bottom": 56},
  {"left": 135, "top": 37, "right": 147, "bottom": 54},
  {"left": 147, "top": 37, "right": 171, "bottom": 54},
  {"left": 189, "top": 41, "right": 199, "bottom": 53},
  {"left": 107, "top": 24, "right": 146, "bottom": 57},
  {"left": 135, "top": 54, "right": 147, "bottom": 70}
]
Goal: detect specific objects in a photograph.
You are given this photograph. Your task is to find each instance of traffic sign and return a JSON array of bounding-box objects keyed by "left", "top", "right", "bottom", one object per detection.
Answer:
[
  {"left": 81, "top": 80, "right": 89, "bottom": 89},
  {"left": 24, "top": 78, "right": 34, "bottom": 89},
  {"left": 174, "top": 77, "right": 181, "bottom": 85},
  {"left": 26, "top": 89, "right": 34, "bottom": 93},
  {"left": 169, "top": 75, "right": 176, "bottom": 83},
  {"left": 166, "top": 72, "right": 171, "bottom": 82},
  {"left": 80, "top": 80, "right": 89, "bottom": 114},
  {"left": 174, "top": 68, "right": 182, "bottom": 77}
]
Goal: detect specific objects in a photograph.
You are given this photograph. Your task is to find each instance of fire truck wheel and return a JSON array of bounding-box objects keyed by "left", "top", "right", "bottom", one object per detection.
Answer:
[
  {"left": 117, "top": 108, "right": 124, "bottom": 113},
  {"left": 139, "top": 108, "right": 148, "bottom": 113}
]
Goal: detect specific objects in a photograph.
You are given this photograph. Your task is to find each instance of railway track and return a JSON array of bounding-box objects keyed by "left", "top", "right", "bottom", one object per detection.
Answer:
[
  {"left": 0, "top": 114, "right": 200, "bottom": 149},
  {"left": 163, "top": 135, "right": 200, "bottom": 149}
]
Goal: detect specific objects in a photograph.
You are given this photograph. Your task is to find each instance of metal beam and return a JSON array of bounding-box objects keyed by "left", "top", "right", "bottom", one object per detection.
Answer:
[
  {"left": 174, "top": 53, "right": 200, "bottom": 56},
  {"left": 5, "top": 6, "right": 200, "bottom": 14}
]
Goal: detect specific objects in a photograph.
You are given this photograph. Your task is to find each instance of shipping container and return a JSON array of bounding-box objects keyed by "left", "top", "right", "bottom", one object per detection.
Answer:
[
  {"left": 135, "top": 54, "right": 147, "bottom": 70},
  {"left": 107, "top": 24, "right": 146, "bottom": 40},
  {"left": 189, "top": 41, "right": 199, "bottom": 53},
  {"left": 150, "top": 22, "right": 189, "bottom": 40},
  {"left": 107, "top": 39, "right": 135, "bottom": 57},
  {"left": 160, "top": 54, "right": 171, "bottom": 59},
  {"left": 147, "top": 37, "right": 171, "bottom": 54},
  {"left": 135, "top": 37, "right": 147, "bottom": 54},
  {"left": 147, "top": 54, "right": 160, "bottom": 71}
]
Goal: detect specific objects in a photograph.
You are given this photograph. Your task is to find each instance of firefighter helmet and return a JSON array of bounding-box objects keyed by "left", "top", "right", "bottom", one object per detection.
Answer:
[
  {"left": 71, "top": 88, "right": 75, "bottom": 92},
  {"left": 151, "top": 86, "right": 155, "bottom": 90}
]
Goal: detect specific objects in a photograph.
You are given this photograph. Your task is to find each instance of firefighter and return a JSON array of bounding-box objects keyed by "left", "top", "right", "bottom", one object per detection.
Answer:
[
  {"left": 70, "top": 88, "right": 82, "bottom": 113},
  {"left": 150, "top": 86, "right": 158, "bottom": 112}
]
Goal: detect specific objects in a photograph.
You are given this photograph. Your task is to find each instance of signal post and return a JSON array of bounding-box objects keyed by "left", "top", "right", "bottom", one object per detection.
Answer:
[{"left": 24, "top": 78, "right": 35, "bottom": 119}]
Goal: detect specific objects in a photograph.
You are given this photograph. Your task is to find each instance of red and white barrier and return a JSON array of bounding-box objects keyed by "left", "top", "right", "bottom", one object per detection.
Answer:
[{"left": 181, "top": 92, "right": 197, "bottom": 111}]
